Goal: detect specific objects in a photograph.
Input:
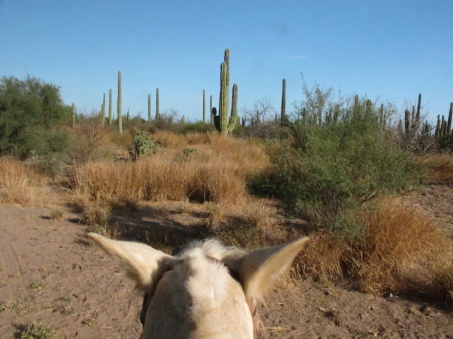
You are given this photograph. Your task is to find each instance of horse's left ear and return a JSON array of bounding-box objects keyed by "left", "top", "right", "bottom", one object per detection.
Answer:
[
  {"left": 225, "top": 237, "right": 310, "bottom": 303},
  {"left": 87, "top": 233, "right": 173, "bottom": 290}
]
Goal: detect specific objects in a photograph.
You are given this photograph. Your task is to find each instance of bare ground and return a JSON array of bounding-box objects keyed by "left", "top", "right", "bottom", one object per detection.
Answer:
[{"left": 0, "top": 185, "right": 452, "bottom": 338}]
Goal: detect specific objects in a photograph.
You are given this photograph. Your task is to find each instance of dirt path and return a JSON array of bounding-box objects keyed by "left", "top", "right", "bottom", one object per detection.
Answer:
[{"left": 0, "top": 204, "right": 452, "bottom": 338}]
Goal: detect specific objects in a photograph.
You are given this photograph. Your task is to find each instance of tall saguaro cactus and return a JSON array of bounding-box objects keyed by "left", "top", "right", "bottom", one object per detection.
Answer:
[
  {"left": 209, "top": 95, "right": 213, "bottom": 123},
  {"left": 148, "top": 94, "right": 151, "bottom": 122},
  {"left": 71, "top": 103, "right": 76, "bottom": 127},
  {"left": 447, "top": 102, "right": 453, "bottom": 134},
  {"left": 281, "top": 78, "right": 286, "bottom": 125},
  {"left": 217, "top": 61, "right": 229, "bottom": 135},
  {"left": 100, "top": 93, "right": 106, "bottom": 126},
  {"left": 108, "top": 89, "right": 113, "bottom": 125},
  {"left": 156, "top": 88, "right": 160, "bottom": 122},
  {"left": 228, "top": 83, "right": 238, "bottom": 133},
  {"left": 203, "top": 90, "right": 206, "bottom": 123},
  {"left": 118, "top": 71, "right": 123, "bottom": 134},
  {"left": 416, "top": 93, "right": 421, "bottom": 132}
]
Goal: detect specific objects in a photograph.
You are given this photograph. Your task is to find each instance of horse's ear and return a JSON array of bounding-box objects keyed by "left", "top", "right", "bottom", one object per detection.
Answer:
[
  {"left": 227, "top": 237, "right": 310, "bottom": 302},
  {"left": 87, "top": 233, "right": 173, "bottom": 290}
]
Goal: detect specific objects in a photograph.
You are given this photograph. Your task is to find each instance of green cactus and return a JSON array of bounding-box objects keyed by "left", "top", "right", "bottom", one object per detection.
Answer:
[
  {"left": 228, "top": 83, "right": 238, "bottom": 133},
  {"left": 218, "top": 61, "right": 229, "bottom": 135},
  {"left": 148, "top": 94, "right": 151, "bottom": 122},
  {"left": 118, "top": 71, "right": 123, "bottom": 134},
  {"left": 447, "top": 102, "right": 452, "bottom": 135},
  {"left": 209, "top": 95, "right": 213, "bottom": 124},
  {"left": 416, "top": 94, "right": 421, "bottom": 132},
  {"left": 108, "top": 89, "right": 113, "bottom": 125},
  {"left": 203, "top": 90, "right": 206, "bottom": 123},
  {"left": 131, "top": 130, "right": 156, "bottom": 160},
  {"left": 71, "top": 103, "right": 76, "bottom": 127},
  {"left": 281, "top": 78, "right": 286, "bottom": 125},
  {"left": 435, "top": 115, "right": 440, "bottom": 137},
  {"left": 404, "top": 109, "right": 410, "bottom": 136},
  {"left": 100, "top": 93, "right": 106, "bottom": 126},
  {"left": 156, "top": 88, "right": 160, "bottom": 122}
]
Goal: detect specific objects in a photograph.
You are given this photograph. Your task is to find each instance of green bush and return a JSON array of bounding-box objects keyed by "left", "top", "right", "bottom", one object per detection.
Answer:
[
  {"left": 180, "top": 122, "right": 215, "bottom": 134},
  {"left": 254, "top": 93, "right": 421, "bottom": 236},
  {"left": 0, "top": 76, "right": 70, "bottom": 159}
]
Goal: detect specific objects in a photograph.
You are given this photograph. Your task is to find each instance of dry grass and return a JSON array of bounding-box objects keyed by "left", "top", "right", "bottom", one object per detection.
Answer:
[
  {"left": 421, "top": 153, "right": 453, "bottom": 184},
  {"left": 0, "top": 157, "right": 47, "bottom": 205},
  {"left": 358, "top": 197, "right": 453, "bottom": 299},
  {"left": 74, "top": 132, "right": 270, "bottom": 207}
]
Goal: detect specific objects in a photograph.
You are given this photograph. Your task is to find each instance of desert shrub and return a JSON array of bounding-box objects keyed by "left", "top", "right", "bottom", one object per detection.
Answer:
[
  {"left": 0, "top": 76, "right": 70, "bottom": 159},
  {"left": 66, "top": 122, "right": 115, "bottom": 164},
  {"left": 256, "top": 99, "right": 420, "bottom": 236},
  {"left": 181, "top": 122, "right": 215, "bottom": 134},
  {"left": 33, "top": 129, "right": 69, "bottom": 181}
]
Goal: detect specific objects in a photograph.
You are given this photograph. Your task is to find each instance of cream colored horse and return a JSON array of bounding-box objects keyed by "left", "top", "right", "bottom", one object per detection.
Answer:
[{"left": 88, "top": 233, "right": 309, "bottom": 339}]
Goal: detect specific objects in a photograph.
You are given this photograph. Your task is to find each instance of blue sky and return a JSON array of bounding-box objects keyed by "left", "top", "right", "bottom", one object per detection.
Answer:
[{"left": 0, "top": 0, "right": 452, "bottom": 123}]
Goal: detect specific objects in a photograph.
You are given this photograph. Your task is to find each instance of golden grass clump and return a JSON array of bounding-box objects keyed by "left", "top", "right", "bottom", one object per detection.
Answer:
[
  {"left": 0, "top": 157, "right": 47, "bottom": 205},
  {"left": 74, "top": 133, "right": 270, "bottom": 207},
  {"left": 421, "top": 153, "right": 453, "bottom": 184},
  {"left": 297, "top": 231, "right": 345, "bottom": 283},
  {"left": 358, "top": 197, "right": 453, "bottom": 298}
]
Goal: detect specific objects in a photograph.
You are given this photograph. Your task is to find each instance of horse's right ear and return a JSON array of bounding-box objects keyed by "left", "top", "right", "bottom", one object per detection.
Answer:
[
  {"left": 226, "top": 237, "right": 310, "bottom": 303},
  {"left": 87, "top": 233, "right": 173, "bottom": 290}
]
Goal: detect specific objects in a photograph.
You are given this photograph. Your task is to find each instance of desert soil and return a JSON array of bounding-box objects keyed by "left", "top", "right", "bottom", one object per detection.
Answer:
[{"left": 0, "top": 184, "right": 452, "bottom": 339}]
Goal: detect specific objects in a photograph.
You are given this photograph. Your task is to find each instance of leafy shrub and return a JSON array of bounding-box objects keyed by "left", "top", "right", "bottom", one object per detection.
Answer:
[
  {"left": 255, "top": 96, "right": 421, "bottom": 236},
  {"left": 181, "top": 122, "right": 215, "bottom": 134},
  {"left": 0, "top": 76, "right": 70, "bottom": 159}
]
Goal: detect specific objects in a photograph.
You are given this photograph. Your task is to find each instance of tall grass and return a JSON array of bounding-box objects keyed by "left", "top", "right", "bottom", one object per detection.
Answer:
[
  {"left": 358, "top": 197, "right": 453, "bottom": 298},
  {"left": 74, "top": 133, "right": 270, "bottom": 206},
  {"left": 422, "top": 153, "right": 453, "bottom": 184},
  {"left": 0, "top": 157, "right": 46, "bottom": 205}
]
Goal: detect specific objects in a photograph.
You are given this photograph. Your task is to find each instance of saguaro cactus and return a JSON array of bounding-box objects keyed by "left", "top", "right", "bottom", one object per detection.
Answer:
[
  {"left": 108, "top": 89, "right": 113, "bottom": 125},
  {"left": 118, "top": 71, "right": 123, "bottom": 134},
  {"left": 148, "top": 94, "right": 151, "bottom": 122},
  {"left": 218, "top": 61, "right": 229, "bottom": 135},
  {"left": 71, "top": 103, "right": 76, "bottom": 127},
  {"left": 156, "top": 88, "right": 160, "bottom": 122},
  {"left": 447, "top": 102, "right": 453, "bottom": 134},
  {"left": 416, "top": 94, "right": 421, "bottom": 132},
  {"left": 228, "top": 84, "right": 238, "bottom": 133},
  {"left": 203, "top": 90, "right": 206, "bottom": 123},
  {"left": 209, "top": 95, "right": 213, "bottom": 123},
  {"left": 281, "top": 78, "right": 286, "bottom": 125},
  {"left": 100, "top": 93, "right": 106, "bottom": 126}
]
